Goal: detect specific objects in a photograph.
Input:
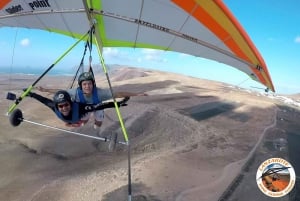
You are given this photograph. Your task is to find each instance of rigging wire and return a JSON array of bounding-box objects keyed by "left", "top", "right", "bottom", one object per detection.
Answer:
[
  {"left": 69, "top": 25, "right": 95, "bottom": 89},
  {"left": 236, "top": 77, "right": 251, "bottom": 88},
  {"left": 7, "top": 28, "right": 19, "bottom": 109},
  {"left": 69, "top": 41, "right": 89, "bottom": 89},
  {"left": 88, "top": 25, "right": 93, "bottom": 71}
]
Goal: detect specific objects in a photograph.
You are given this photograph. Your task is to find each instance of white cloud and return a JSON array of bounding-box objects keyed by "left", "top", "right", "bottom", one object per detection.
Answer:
[
  {"left": 141, "top": 49, "right": 167, "bottom": 63},
  {"left": 103, "top": 48, "right": 134, "bottom": 60},
  {"left": 295, "top": 36, "right": 300, "bottom": 43},
  {"left": 20, "top": 38, "right": 30, "bottom": 47},
  {"left": 103, "top": 47, "right": 119, "bottom": 57},
  {"left": 102, "top": 48, "right": 168, "bottom": 65},
  {"left": 178, "top": 53, "right": 189, "bottom": 58}
]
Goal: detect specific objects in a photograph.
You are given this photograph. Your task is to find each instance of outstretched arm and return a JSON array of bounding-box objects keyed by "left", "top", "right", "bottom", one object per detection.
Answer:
[
  {"left": 28, "top": 92, "right": 55, "bottom": 112},
  {"left": 94, "top": 96, "right": 129, "bottom": 110},
  {"left": 78, "top": 97, "right": 130, "bottom": 117},
  {"left": 91, "top": 97, "right": 129, "bottom": 111},
  {"left": 114, "top": 91, "right": 147, "bottom": 98},
  {"left": 35, "top": 86, "right": 61, "bottom": 94}
]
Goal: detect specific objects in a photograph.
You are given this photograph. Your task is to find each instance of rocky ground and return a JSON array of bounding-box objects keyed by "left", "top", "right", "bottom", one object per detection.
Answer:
[{"left": 0, "top": 67, "right": 299, "bottom": 201}]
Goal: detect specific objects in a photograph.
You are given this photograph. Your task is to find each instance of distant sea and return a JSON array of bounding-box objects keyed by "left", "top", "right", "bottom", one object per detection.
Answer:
[
  {"left": 0, "top": 65, "right": 119, "bottom": 76},
  {"left": 0, "top": 66, "right": 74, "bottom": 76}
]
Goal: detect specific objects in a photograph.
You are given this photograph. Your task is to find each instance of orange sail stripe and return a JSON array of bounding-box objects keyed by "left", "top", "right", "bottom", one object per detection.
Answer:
[
  {"left": 172, "top": 0, "right": 274, "bottom": 91},
  {"left": 0, "top": 0, "right": 11, "bottom": 9},
  {"left": 172, "top": 0, "right": 265, "bottom": 84},
  {"left": 214, "top": 0, "right": 274, "bottom": 90},
  {"left": 200, "top": 1, "right": 258, "bottom": 61},
  {"left": 173, "top": 0, "right": 257, "bottom": 64}
]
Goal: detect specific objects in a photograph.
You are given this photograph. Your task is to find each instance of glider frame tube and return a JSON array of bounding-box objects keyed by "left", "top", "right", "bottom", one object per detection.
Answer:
[{"left": 21, "top": 118, "right": 127, "bottom": 145}]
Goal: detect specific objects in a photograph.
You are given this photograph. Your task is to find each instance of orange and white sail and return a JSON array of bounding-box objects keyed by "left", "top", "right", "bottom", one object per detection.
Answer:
[{"left": 0, "top": 0, "right": 275, "bottom": 91}]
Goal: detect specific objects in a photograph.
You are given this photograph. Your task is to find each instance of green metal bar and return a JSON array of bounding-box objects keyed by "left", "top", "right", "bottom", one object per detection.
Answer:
[
  {"left": 87, "top": 3, "right": 132, "bottom": 199},
  {"left": 95, "top": 39, "right": 129, "bottom": 142},
  {"left": 94, "top": 30, "right": 132, "bottom": 201},
  {"left": 92, "top": 17, "right": 132, "bottom": 201}
]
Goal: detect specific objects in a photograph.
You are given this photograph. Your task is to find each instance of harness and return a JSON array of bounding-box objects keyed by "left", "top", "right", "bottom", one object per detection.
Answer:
[
  {"left": 77, "top": 87, "right": 101, "bottom": 104},
  {"left": 54, "top": 102, "right": 80, "bottom": 123}
]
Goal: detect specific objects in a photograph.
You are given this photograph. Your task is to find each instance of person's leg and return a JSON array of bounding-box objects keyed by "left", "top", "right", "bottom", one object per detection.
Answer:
[
  {"left": 80, "top": 112, "right": 91, "bottom": 126},
  {"left": 94, "top": 120, "right": 102, "bottom": 127},
  {"left": 65, "top": 121, "right": 85, "bottom": 127},
  {"left": 94, "top": 110, "right": 104, "bottom": 128}
]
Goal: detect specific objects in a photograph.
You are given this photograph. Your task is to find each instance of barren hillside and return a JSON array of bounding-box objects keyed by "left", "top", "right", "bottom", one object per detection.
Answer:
[{"left": 0, "top": 67, "right": 299, "bottom": 201}]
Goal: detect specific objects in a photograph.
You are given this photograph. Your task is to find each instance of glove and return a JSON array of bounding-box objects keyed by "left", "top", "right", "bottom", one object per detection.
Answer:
[{"left": 118, "top": 96, "right": 130, "bottom": 106}]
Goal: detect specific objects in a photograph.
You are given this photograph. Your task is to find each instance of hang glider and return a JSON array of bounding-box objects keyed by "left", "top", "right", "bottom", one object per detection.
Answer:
[{"left": 0, "top": 0, "right": 275, "bottom": 92}]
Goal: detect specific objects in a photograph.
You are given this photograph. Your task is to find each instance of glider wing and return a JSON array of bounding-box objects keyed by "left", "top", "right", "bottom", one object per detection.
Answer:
[{"left": 0, "top": 0, "right": 275, "bottom": 91}]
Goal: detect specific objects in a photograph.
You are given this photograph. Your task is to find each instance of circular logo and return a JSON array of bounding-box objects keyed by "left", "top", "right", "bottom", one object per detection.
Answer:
[
  {"left": 58, "top": 93, "right": 65, "bottom": 99},
  {"left": 256, "top": 158, "right": 296, "bottom": 197}
]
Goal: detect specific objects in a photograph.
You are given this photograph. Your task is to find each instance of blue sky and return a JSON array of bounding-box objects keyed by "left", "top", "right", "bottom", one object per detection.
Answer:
[{"left": 0, "top": 1, "right": 299, "bottom": 95}]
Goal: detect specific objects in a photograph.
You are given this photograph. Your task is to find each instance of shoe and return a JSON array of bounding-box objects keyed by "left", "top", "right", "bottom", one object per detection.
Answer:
[
  {"left": 93, "top": 121, "right": 102, "bottom": 129},
  {"left": 94, "top": 124, "right": 101, "bottom": 131},
  {"left": 93, "top": 124, "right": 98, "bottom": 130},
  {"left": 94, "top": 125, "right": 102, "bottom": 137}
]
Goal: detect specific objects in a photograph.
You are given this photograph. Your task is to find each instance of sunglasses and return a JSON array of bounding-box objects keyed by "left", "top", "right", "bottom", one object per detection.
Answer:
[{"left": 57, "top": 102, "right": 70, "bottom": 109}]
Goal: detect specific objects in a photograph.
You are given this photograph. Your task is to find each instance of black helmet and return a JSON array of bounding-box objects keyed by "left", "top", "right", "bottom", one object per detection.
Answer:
[
  {"left": 53, "top": 90, "right": 71, "bottom": 105},
  {"left": 78, "top": 72, "right": 95, "bottom": 87}
]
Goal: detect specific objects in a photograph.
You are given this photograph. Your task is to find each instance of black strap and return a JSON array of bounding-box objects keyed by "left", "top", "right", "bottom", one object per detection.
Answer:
[
  {"left": 69, "top": 25, "right": 95, "bottom": 89},
  {"left": 69, "top": 41, "right": 89, "bottom": 89}
]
